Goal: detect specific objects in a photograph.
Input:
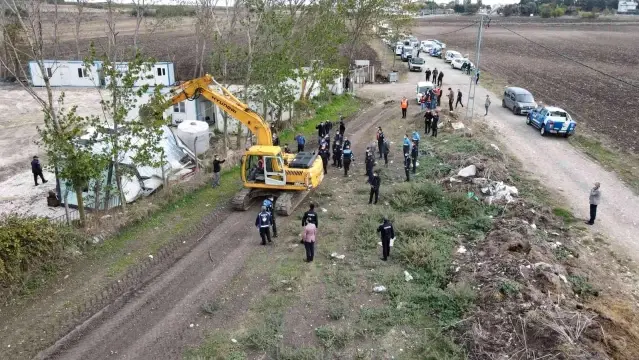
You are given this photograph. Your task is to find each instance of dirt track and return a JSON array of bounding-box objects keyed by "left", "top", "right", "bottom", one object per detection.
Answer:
[{"left": 38, "top": 98, "right": 394, "bottom": 360}]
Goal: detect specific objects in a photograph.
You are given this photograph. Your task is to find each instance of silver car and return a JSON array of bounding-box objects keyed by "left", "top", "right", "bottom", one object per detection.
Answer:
[{"left": 502, "top": 87, "right": 537, "bottom": 115}]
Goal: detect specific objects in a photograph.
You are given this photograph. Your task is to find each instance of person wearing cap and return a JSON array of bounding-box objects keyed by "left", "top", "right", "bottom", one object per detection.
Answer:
[
  {"left": 376, "top": 127, "right": 385, "bottom": 159},
  {"left": 377, "top": 217, "right": 395, "bottom": 261},
  {"left": 342, "top": 145, "right": 353, "bottom": 176},
  {"left": 31, "top": 156, "right": 47, "bottom": 186},
  {"left": 255, "top": 206, "right": 273, "bottom": 245},
  {"left": 212, "top": 155, "right": 225, "bottom": 187},
  {"left": 262, "top": 196, "right": 277, "bottom": 237},
  {"left": 369, "top": 171, "right": 381, "bottom": 205},
  {"left": 319, "top": 145, "right": 330, "bottom": 175},
  {"left": 403, "top": 152, "right": 411, "bottom": 182}
]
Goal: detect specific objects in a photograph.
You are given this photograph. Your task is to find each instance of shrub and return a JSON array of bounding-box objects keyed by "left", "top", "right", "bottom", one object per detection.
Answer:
[
  {"left": 552, "top": 7, "right": 565, "bottom": 17},
  {"left": 0, "top": 215, "right": 82, "bottom": 290},
  {"left": 579, "top": 11, "right": 599, "bottom": 18},
  {"left": 395, "top": 229, "right": 454, "bottom": 285},
  {"left": 435, "top": 192, "right": 483, "bottom": 219},
  {"left": 410, "top": 282, "right": 476, "bottom": 325},
  {"left": 389, "top": 182, "right": 443, "bottom": 211}
]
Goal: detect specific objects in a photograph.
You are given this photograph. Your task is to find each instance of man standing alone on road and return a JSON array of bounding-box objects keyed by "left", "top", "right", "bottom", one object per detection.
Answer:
[
  {"left": 377, "top": 217, "right": 395, "bottom": 261},
  {"left": 432, "top": 68, "right": 439, "bottom": 85},
  {"left": 437, "top": 71, "right": 444, "bottom": 87},
  {"left": 31, "top": 156, "right": 47, "bottom": 186},
  {"left": 586, "top": 182, "right": 601, "bottom": 225},
  {"left": 400, "top": 97, "right": 408, "bottom": 119},
  {"left": 425, "top": 68, "right": 431, "bottom": 82},
  {"left": 369, "top": 171, "right": 381, "bottom": 205},
  {"left": 255, "top": 206, "right": 273, "bottom": 245},
  {"left": 484, "top": 95, "right": 491, "bottom": 116},
  {"left": 431, "top": 111, "right": 439, "bottom": 137},
  {"left": 447, "top": 88, "right": 454, "bottom": 112},
  {"left": 212, "top": 155, "right": 225, "bottom": 187},
  {"left": 456, "top": 89, "right": 464, "bottom": 109}
]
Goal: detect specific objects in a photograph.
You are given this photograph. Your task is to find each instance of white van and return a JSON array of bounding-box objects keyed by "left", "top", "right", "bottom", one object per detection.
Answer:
[
  {"left": 444, "top": 50, "right": 462, "bottom": 63},
  {"left": 401, "top": 46, "right": 414, "bottom": 61},
  {"left": 395, "top": 43, "right": 403, "bottom": 56}
]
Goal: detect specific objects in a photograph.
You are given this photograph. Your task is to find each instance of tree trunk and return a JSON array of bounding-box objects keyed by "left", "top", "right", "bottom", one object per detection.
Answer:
[
  {"left": 63, "top": 186, "right": 71, "bottom": 226},
  {"left": 74, "top": 185, "right": 86, "bottom": 227},
  {"left": 114, "top": 163, "right": 127, "bottom": 210},
  {"left": 93, "top": 182, "right": 101, "bottom": 213}
]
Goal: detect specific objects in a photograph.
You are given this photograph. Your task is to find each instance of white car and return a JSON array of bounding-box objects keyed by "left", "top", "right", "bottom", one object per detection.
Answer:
[
  {"left": 416, "top": 81, "right": 434, "bottom": 103},
  {"left": 395, "top": 43, "right": 403, "bottom": 56},
  {"left": 420, "top": 40, "right": 435, "bottom": 52},
  {"left": 451, "top": 58, "right": 474, "bottom": 70},
  {"left": 408, "top": 57, "right": 425, "bottom": 72},
  {"left": 444, "top": 50, "right": 462, "bottom": 63},
  {"left": 432, "top": 39, "right": 446, "bottom": 49}
]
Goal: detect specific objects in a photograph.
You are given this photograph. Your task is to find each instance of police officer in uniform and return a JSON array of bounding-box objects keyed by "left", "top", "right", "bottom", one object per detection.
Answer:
[
  {"left": 369, "top": 171, "right": 381, "bottom": 205},
  {"left": 342, "top": 145, "right": 353, "bottom": 176},
  {"left": 255, "top": 206, "right": 273, "bottom": 245},
  {"left": 382, "top": 139, "right": 390, "bottom": 167},
  {"left": 411, "top": 140, "right": 419, "bottom": 174},
  {"left": 319, "top": 145, "right": 330, "bottom": 175},
  {"left": 262, "top": 196, "right": 277, "bottom": 237},
  {"left": 333, "top": 140, "right": 343, "bottom": 168},
  {"left": 365, "top": 149, "right": 375, "bottom": 184},
  {"left": 342, "top": 136, "right": 351, "bottom": 150},
  {"left": 300, "top": 203, "right": 319, "bottom": 243},
  {"left": 377, "top": 217, "right": 395, "bottom": 261}
]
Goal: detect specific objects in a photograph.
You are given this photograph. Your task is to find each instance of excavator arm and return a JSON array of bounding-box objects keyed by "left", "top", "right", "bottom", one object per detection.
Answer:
[{"left": 169, "top": 74, "right": 272, "bottom": 146}]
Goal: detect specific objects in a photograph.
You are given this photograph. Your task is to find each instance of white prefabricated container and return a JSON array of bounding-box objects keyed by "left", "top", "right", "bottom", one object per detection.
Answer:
[{"left": 176, "top": 120, "right": 211, "bottom": 155}]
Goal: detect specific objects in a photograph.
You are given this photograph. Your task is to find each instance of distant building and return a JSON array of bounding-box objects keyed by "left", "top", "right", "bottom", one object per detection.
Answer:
[
  {"left": 28, "top": 60, "right": 175, "bottom": 88},
  {"left": 28, "top": 60, "right": 102, "bottom": 87},
  {"left": 618, "top": 1, "right": 638, "bottom": 13}
]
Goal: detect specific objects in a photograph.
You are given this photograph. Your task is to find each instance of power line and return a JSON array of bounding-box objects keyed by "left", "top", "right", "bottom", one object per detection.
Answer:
[
  {"left": 433, "top": 21, "right": 479, "bottom": 36},
  {"left": 499, "top": 24, "right": 639, "bottom": 90}
]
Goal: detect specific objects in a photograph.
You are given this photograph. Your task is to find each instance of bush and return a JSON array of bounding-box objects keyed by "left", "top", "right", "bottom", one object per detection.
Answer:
[
  {"left": 389, "top": 182, "right": 443, "bottom": 211},
  {"left": 395, "top": 229, "right": 454, "bottom": 285},
  {"left": 551, "top": 7, "right": 565, "bottom": 17},
  {"left": 579, "top": 11, "right": 599, "bottom": 18},
  {"left": 0, "top": 215, "right": 82, "bottom": 291}
]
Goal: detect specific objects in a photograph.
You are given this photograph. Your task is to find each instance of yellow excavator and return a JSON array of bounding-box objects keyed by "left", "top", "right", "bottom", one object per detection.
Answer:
[{"left": 168, "top": 74, "right": 325, "bottom": 215}]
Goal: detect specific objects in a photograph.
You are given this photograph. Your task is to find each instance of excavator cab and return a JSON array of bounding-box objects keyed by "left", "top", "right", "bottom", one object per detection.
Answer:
[{"left": 242, "top": 146, "right": 286, "bottom": 186}]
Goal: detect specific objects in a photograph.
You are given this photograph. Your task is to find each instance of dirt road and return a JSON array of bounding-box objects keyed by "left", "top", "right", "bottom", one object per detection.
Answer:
[
  {"left": 356, "top": 53, "right": 639, "bottom": 263},
  {"left": 38, "top": 101, "right": 393, "bottom": 360}
]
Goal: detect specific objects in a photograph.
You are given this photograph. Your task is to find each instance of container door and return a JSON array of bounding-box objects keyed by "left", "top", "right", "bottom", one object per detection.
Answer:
[{"left": 264, "top": 156, "right": 286, "bottom": 186}]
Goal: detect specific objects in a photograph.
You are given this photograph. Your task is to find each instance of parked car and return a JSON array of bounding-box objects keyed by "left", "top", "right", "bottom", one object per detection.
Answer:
[
  {"left": 451, "top": 58, "right": 474, "bottom": 70},
  {"left": 420, "top": 40, "right": 435, "bottom": 52},
  {"left": 416, "top": 81, "right": 434, "bottom": 104},
  {"left": 526, "top": 106, "right": 577, "bottom": 137},
  {"left": 401, "top": 46, "right": 414, "bottom": 61},
  {"left": 444, "top": 50, "right": 462, "bottom": 63},
  {"left": 395, "top": 43, "right": 403, "bottom": 56},
  {"left": 408, "top": 57, "right": 425, "bottom": 72},
  {"left": 502, "top": 87, "right": 537, "bottom": 115},
  {"left": 431, "top": 39, "right": 446, "bottom": 49},
  {"left": 429, "top": 46, "right": 442, "bottom": 58}
]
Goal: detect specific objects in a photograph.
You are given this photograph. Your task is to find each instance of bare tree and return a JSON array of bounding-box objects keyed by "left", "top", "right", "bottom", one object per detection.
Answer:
[
  {"left": 73, "top": 0, "right": 87, "bottom": 59},
  {"left": 131, "top": 0, "right": 155, "bottom": 50}
]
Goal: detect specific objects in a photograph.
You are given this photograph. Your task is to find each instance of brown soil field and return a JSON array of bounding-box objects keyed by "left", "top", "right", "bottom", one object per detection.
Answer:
[{"left": 414, "top": 16, "right": 639, "bottom": 154}]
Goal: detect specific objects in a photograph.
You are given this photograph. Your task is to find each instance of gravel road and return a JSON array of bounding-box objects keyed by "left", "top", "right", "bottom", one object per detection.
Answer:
[{"left": 357, "top": 53, "right": 639, "bottom": 263}]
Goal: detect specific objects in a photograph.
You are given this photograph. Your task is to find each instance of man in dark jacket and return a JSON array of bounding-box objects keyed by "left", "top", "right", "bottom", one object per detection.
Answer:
[
  {"left": 31, "top": 156, "right": 47, "bottom": 186},
  {"left": 377, "top": 217, "right": 395, "bottom": 261},
  {"left": 316, "top": 121, "right": 325, "bottom": 141},
  {"left": 255, "top": 206, "right": 273, "bottom": 245},
  {"left": 437, "top": 71, "right": 444, "bottom": 87},
  {"left": 456, "top": 89, "right": 464, "bottom": 109},
  {"left": 382, "top": 139, "right": 390, "bottom": 167},
  {"left": 302, "top": 203, "right": 319, "bottom": 227},
  {"left": 342, "top": 137, "right": 351, "bottom": 150},
  {"left": 411, "top": 140, "right": 419, "bottom": 174},
  {"left": 424, "top": 110, "right": 433, "bottom": 135},
  {"left": 342, "top": 145, "right": 353, "bottom": 176},
  {"left": 369, "top": 171, "right": 381, "bottom": 204},
  {"left": 339, "top": 117, "right": 346, "bottom": 135},
  {"left": 376, "top": 127, "right": 385, "bottom": 159},
  {"left": 432, "top": 68, "right": 439, "bottom": 85},
  {"left": 319, "top": 145, "right": 330, "bottom": 175},
  {"left": 403, "top": 152, "right": 411, "bottom": 182},
  {"left": 432, "top": 111, "right": 439, "bottom": 137},
  {"left": 447, "top": 87, "right": 454, "bottom": 112},
  {"left": 333, "top": 141, "right": 343, "bottom": 168},
  {"left": 365, "top": 150, "right": 375, "bottom": 184},
  {"left": 262, "top": 196, "right": 277, "bottom": 237},
  {"left": 212, "top": 155, "right": 225, "bottom": 187},
  {"left": 425, "top": 68, "right": 432, "bottom": 82}
]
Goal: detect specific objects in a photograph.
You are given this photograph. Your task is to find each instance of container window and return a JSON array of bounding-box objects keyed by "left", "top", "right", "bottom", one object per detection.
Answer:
[
  {"left": 46, "top": 67, "right": 52, "bottom": 78},
  {"left": 77, "top": 67, "right": 89, "bottom": 78},
  {"left": 157, "top": 67, "right": 166, "bottom": 76},
  {"left": 173, "top": 102, "right": 185, "bottom": 113}
]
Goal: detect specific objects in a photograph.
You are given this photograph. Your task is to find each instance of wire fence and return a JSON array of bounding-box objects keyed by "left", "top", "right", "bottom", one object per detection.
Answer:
[{"left": 49, "top": 196, "right": 121, "bottom": 227}]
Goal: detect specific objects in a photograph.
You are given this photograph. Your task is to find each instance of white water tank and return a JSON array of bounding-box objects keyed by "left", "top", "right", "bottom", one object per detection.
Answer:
[{"left": 176, "top": 120, "right": 211, "bottom": 155}]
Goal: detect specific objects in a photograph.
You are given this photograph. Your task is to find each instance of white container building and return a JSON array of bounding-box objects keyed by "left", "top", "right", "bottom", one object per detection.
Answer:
[
  {"left": 28, "top": 60, "right": 102, "bottom": 87},
  {"left": 104, "top": 61, "right": 175, "bottom": 87}
]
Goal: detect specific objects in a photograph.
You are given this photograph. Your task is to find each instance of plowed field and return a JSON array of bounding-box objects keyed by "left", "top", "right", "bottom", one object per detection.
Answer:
[{"left": 414, "top": 16, "right": 639, "bottom": 153}]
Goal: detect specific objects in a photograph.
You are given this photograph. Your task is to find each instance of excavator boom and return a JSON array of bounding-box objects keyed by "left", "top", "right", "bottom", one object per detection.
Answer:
[{"left": 169, "top": 74, "right": 272, "bottom": 146}]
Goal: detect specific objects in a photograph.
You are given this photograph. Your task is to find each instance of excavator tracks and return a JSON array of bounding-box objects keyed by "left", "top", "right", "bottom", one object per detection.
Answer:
[{"left": 231, "top": 188, "right": 312, "bottom": 216}]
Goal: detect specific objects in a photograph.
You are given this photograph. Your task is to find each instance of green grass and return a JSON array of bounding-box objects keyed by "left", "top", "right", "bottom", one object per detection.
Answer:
[
  {"left": 279, "top": 95, "right": 361, "bottom": 145},
  {"left": 95, "top": 168, "right": 242, "bottom": 277},
  {"left": 570, "top": 134, "right": 639, "bottom": 195},
  {"left": 553, "top": 207, "right": 576, "bottom": 224}
]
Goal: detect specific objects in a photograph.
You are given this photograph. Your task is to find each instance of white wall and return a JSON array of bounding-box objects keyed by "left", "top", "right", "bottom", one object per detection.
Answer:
[
  {"left": 104, "top": 62, "right": 175, "bottom": 87},
  {"left": 29, "top": 60, "right": 101, "bottom": 87}
]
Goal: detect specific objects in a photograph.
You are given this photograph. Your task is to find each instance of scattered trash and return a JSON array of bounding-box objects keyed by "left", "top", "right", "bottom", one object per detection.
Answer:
[
  {"left": 467, "top": 192, "right": 480, "bottom": 201},
  {"left": 481, "top": 181, "right": 519, "bottom": 204},
  {"left": 100, "top": 214, "right": 112, "bottom": 219},
  {"left": 558, "top": 274, "right": 568, "bottom": 283},
  {"left": 455, "top": 266, "right": 461, "bottom": 272},
  {"left": 490, "top": 143, "right": 500, "bottom": 151},
  {"left": 404, "top": 271, "right": 413, "bottom": 282},
  {"left": 231, "top": 338, "right": 237, "bottom": 343},
  {"left": 64, "top": 274, "right": 69, "bottom": 280},
  {"left": 457, "top": 246, "right": 467, "bottom": 254},
  {"left": 451, "top": 122, "right": 465, "bottom": 130},
  {"left": 390, "top": 238, "right": 395, "bottom": 247},
  {"left": 322, "top": 208, "right": 328, "bottom": 212},
  {"left": 550, "top": 232, "right": 560, "bottom": 236},
  {"left": 373, "top": 285, "right": 387, "bottom": 293},
  {"left": 286, "top": 287, "right": 293, "bottom": 291},
  {"left": 531, "top": 223, "right": 537, "bottom": 230},
  {"left": 457, "top": 165, "right": 477, "bottom": 178},
  {"left": 148, "top": 255, "right": 154, "bottom": 259},
  {"left": 189, "top": 324, "right": 194, "bottom": 328},
  {"left": 450, "top": 177, "right": 462, "bottom": 183},
  {"left": 331, "top": 252, "right": 346, "bottom": 260}
]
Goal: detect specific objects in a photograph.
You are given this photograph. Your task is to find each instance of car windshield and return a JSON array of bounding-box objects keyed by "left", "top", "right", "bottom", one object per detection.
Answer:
[
  {"left": 516, "top": 94, "right": 534, "bottom": 103},
  {"left": 418, "top": 86, "right": 429, "bottom": 94},
  {"left": 412, "top": 58, "right": 425, "bottom": 64}
]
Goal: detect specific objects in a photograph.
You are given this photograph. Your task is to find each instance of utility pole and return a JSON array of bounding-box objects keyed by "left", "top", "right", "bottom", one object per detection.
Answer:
[{"left": 465, "top": 14, "right": 486, "bottom": 122}]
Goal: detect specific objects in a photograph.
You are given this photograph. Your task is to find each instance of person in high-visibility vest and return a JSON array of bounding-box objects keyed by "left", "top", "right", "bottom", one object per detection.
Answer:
[{"left": 400, "top": 97, "right": 408, "bottom": 119}]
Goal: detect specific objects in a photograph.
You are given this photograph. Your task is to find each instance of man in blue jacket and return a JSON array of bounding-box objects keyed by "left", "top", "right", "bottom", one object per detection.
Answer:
[
  {"left": 31, "top": 156, "right": 47, "bottom": 186},
  {"left": 262, "top": 196, "right": 277, "bottom": 237},
  {"left": 255, "top": 206, "right": 273, "bottom": 245},
  {"left": 295, "top": 134, "right": 306, "bottom": 152},
  {"left": 411, "top": 131, "right": 420, "bottom": 149},
  {"left": 402, "top": 134, "right": 411, "bottom": 156}
]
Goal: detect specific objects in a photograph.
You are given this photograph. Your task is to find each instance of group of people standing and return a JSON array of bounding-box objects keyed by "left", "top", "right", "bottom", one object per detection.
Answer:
[{"left": 425, "top": 67, "right": 444, "bottom": 87}]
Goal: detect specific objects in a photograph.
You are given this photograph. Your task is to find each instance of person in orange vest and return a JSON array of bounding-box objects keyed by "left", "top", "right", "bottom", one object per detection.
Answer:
[{"left": 400, "top": 97, "right": 408, "bottom": 119}]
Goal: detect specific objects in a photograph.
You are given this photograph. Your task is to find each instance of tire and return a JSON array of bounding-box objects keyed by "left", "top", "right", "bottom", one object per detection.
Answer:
[
  {"left": 502, "top": 99, "right": 506, "bottom": 108},
  {"left": 540, "top": 125, "right": 547, "bottom": 136},
  {"left": 513, "top": 106, "right": 519, "bottom": 115}
]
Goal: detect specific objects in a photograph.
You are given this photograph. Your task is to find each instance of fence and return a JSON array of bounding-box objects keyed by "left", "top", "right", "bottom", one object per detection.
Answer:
[{"left": 49, "top": 196, "right": 121, "bottom": 227}]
